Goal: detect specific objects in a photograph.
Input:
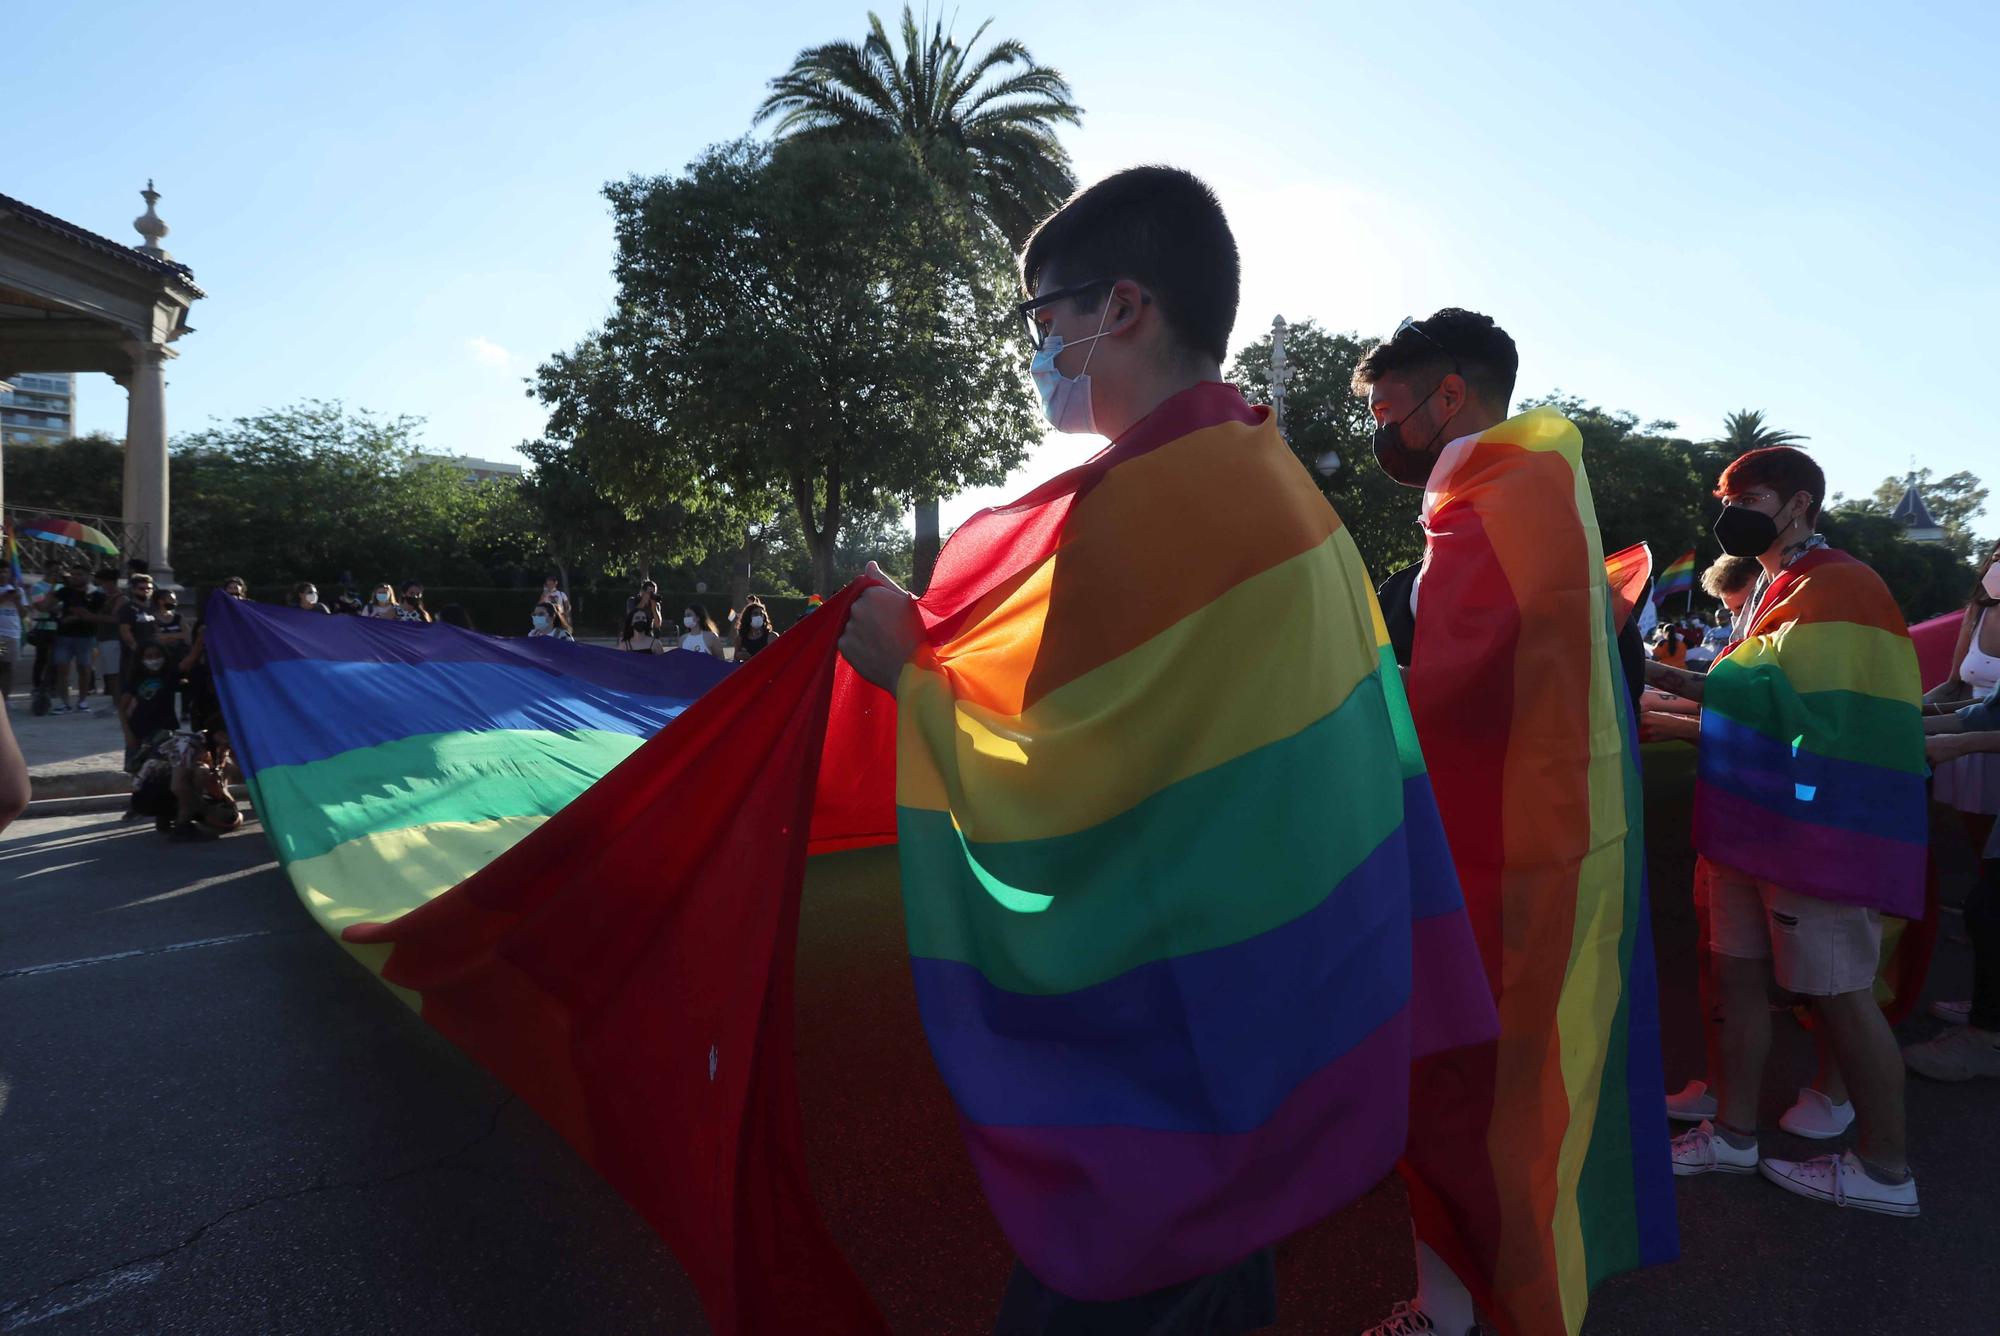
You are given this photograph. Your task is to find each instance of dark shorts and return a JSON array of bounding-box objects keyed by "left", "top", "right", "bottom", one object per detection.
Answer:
[
  {"left": 52, "top": 635, "right": 96, "bottom": 667},
  {"left": 992, "top": 1250, "right": 1276, "bottom": 1336}
]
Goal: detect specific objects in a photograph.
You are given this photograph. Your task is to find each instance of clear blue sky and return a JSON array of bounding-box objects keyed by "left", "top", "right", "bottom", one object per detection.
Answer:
[{"left": 12, "top": 0, "right": 1996, "bottom": 538}]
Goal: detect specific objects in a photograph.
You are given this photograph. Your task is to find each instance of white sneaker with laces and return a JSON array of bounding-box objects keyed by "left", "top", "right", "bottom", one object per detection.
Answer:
[
  {"left": 1670, "top": 1120, "right": 1758, "bottom": 1176},
  {"left": 1759, "top": 1150, "right": 1918, "bottom": 1217},
  {"left": 1929, "top": 999, "right": 1972, "bottom": 1025},
  {"left": 1664, "top": 1079, "right": 1717, "bottom": 1123},
  {"left": 1358, "top": 1300, "right": 1477, "bottom": 1336},
  {"left": 1777, "top": 1086, "right": 1855, "bottom": 1140},
  {"left": 1904, "top": 1026, "right": 2000, "bottom": 1082}
]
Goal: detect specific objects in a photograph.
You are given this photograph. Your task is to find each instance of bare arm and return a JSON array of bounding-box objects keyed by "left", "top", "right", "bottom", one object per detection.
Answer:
[
  {"left": 1924, "top": 606, "right": 1980, "bottom": 705},
  {"left": 1928, "top": 730, "right": 2000, "bottom": 765},
  {"left": 1644, "top": 659, "right": 1707, "bottom": 703}
]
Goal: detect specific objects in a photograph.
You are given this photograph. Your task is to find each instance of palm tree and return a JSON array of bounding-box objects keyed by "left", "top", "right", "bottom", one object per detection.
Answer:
[
  {"left": 757, "top": 7, "right": 1083, "bottom": 589},
  {"left": 1713, "top": 409, "right": 1809, "bottom": 452}
]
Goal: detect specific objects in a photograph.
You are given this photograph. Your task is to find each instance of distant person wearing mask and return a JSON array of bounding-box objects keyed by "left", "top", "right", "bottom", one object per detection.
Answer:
[
  {"left": 121, "top": 641, "right": 181, "bottom": 765},
  {"left": 292, "top": 582, "right": 331, "bottom": 614},
  {"left": 396, "top": 583, "right": 434, "bottom": 624},
  {"left": 364, "top": 583, "right": 402, "bottom": 620},
  {"left": 734, "top": 599, "right": 778, "bottom": 660},
  {"left": 618, "top": 607, "right": 665, "bottom": 652},
  {"left": 677, "top": 605, "right": 725, "bottom": 658},
  {"left": 49, "top": 568, "right": 105, "bottom": 714},
  {"left": 528, "top": 601, "right": 573, "bottom": 641}
]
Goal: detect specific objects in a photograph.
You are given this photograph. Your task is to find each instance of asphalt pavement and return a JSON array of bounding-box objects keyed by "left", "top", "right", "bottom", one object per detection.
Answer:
[{"left": 2, "top": 797, "right": 1994, "bottom": 1335}]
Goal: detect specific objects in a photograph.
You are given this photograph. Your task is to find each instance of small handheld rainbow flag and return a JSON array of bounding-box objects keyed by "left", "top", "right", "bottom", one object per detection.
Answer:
[{"left": 1652, "top": 547, "right": 1696, "bottom": 603}]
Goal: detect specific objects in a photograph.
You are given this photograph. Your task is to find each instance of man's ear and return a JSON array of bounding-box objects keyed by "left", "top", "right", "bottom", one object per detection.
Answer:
[
  {"left": 1440, "top": 371, "right": 1470, "bottom": 418},
  {"left": 1104, "top": 278, "right": 1147, "bottom": 337}
]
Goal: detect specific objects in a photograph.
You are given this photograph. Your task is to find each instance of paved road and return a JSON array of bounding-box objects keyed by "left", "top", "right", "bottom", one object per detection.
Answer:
[{"left": 3, "top": 802, "right": 1994, "bottom": 1334}]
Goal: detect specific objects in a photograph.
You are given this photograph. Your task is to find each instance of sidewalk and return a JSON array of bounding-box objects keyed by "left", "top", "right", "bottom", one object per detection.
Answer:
[{"left": 6, "top": 689, "right": 129, "bottom": 799}]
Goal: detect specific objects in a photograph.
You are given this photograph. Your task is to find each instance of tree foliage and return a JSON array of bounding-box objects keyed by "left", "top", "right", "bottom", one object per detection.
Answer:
[
  {"left": 756, "top": 6, "right": 1081, "bottom": 249},
  {"left": 539, "top": 137, "right": 1039, "bottom": 594},
  {"left": 1846, "top": 467, "right": 1991, "bottom": 560},
  {"left": 1711, "top": 408, "right": 1809, "bottom": 451}
]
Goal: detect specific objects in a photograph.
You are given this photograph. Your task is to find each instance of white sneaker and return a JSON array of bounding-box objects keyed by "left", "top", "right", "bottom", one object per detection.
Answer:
[
  {"left": 1929, "top": 999, "right": 1972, "bottom": 1025},
  {"left": 1905, "top": 1026, "right": 2000, "bottom": 1082},
  {"left": 1759, "top": 1151, "right": 1918, "bottom": 1217},
  {"left": 1665, "top": 1079, "right": 1717, "bottom": 1123},
  {"left": 1358, "top": 1301, "right": 1477, "bottom": 1336},
  {"left": 1670, "top": 1120, "right": 1759, "bottom": 1176},
  {"left": 1777, "top": 1087, "right": 1855, "bottom": 1140}
]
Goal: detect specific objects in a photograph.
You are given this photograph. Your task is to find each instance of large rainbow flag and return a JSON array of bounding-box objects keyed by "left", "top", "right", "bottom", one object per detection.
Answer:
[
  {"left": 1694, "top": 546, "right": 1927, "bottom": 917},
  {"left": 212, "top": 382, "right": 1503, "bottom": 1331},
  {"left": 1399, "top": 407, "right": 1677, "bottom": 1336},
  {"left": 204, "top": 599, "right": 734, "bottom": 951}
]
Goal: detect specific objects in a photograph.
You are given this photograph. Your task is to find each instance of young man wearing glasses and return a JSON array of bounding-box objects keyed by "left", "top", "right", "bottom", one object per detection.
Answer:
[
  {"left": 838, "top": 173, "right": 1492, "bottom": 1334},
  {"left": 1353, "top": 312, "right": 1676, "bottom": 1336}
]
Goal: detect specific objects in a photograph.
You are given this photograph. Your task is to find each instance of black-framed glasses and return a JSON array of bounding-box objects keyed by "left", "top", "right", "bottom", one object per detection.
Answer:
[{"left": 1017, "top": 278, "right": 1115, "bottom": 350}]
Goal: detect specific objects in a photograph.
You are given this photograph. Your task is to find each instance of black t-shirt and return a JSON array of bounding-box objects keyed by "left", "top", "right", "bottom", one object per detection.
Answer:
[
  {"left": 55, "top": 585, "right": 104, "bottom": 637},
  {"left": 126, "top": 665, "right": 181, "bottom": 738}
]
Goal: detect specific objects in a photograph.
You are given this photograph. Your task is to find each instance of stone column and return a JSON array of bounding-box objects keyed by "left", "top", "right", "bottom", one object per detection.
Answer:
[{"left": 123, "top": 340, "right": 174, "bottom": 585}]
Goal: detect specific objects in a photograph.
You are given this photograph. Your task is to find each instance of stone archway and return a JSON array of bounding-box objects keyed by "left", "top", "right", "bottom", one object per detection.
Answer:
[{"left": 0, "top": 183, "right": 203, "bottom": 584}]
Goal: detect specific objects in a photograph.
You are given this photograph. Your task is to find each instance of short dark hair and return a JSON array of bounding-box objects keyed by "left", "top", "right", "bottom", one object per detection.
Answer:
[
  {"left": 1716, "top": 446, "right": 1825, "bottom": 523},
  {"left": 1350, "top": 308, "right": 1519, "bottom": 413},
  {"left": 95, "top": 567, "right": 119, "bottom": 581},
  {"left": 1019, "top": 166, "right": 1240, "bottom": 365},
  {"left": 1700, "top": 554, "right": 1761, "bottom": 598}
]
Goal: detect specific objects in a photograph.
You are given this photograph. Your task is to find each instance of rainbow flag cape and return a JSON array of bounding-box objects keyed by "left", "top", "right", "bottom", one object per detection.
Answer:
[
  {"left": 1694, "top": 546, "right": 1926, "bottom": 916},
  {"left": 213, "top": 383, "right": 1500, "bottom": 1331},
  {"left": 203, "top": 598, "right": 733, "bottom": 949},
  {"left": 1400, "top": 407, "right": 1677, "bottom": 1336},
  {"left": 1652, "top": 548, "right": 1696, "bottom": 603},
  {"left": 892, "top": 382, "right": 1495, "bottom": 1301}
]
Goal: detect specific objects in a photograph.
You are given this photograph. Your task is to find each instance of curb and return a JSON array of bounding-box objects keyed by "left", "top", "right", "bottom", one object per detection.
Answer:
[{"left": 28, "top": 769, "right": 132, "bottom": 802}]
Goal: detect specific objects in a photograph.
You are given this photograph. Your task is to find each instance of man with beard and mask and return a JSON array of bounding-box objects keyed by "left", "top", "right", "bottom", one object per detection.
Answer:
[
  {"left": 835, "top": 169, "right": 1493, "bottom": 1335},
  {"left": 1645, "top": 447, "right": 1924, "bottom": 1218},
  {"left": 1353, "top": 311, "right": 1675, "bottom": 1336}
]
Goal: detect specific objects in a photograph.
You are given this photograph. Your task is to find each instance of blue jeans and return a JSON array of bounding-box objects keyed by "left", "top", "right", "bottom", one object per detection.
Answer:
[{"left": 51, "top": 635, "right": 96, "bottom": 668}]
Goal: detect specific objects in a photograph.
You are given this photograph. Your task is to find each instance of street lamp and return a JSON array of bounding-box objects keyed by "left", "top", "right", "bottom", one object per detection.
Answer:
[{"left": 1268, "top": 314, "right": 1292, "bottom": 437}]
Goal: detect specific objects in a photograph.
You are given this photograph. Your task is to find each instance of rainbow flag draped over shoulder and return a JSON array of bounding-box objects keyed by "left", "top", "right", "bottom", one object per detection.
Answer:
[
  {"left": 892, "top": 382, "right": 1497, "bottom": 1301},
  {"left": 203, "top": 598, "right": 733, "bottom": 946},
  {"left": 1653, "top": 548, "right": 1696, "bottom": 603},
  {"left": 1694, "top": 547, "right": 1926, "bottom": 916},
  {"left": 1400, "top": 408, "right": 1677, "bottom": 1336}
]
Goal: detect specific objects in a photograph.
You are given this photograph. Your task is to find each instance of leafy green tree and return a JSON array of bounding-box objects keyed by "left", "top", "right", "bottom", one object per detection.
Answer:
[
  {"left": 1712, "top": 408, "right": 1809, "bottom": 451},
  {"left": 543, "top": 137, "right": 1039, "bottom": 595},
  {"left": 1821, "top": 508, "right": 1975, "bottom": 622},
  {"left": 1230, "top": 321, "right": 1426, "bottom": 580},
  {"left": 758, "top": 5, "right": 1082, "bottom": 588},
  {"left": 2, "top": 433, "right": 124, "bottom": 518}
]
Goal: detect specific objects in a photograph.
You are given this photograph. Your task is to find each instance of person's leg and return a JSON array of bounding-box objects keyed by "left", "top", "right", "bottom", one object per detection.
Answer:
[
  {"left": 1810, "top": 1025, "right": 1850, "bottom": 1104},
  {"left": 1814, "top": 989, "right": 1906, "bottom": 1175},
  {"left": 1714, "top": 952, "right": 1773, "bottom": 1137}
]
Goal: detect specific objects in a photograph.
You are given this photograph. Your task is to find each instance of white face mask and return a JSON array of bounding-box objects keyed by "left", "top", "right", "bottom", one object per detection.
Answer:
[
  {"left": 532, "top": 614, "right": 550, "bottom": 630},
  {"left": 375, "top": 591, "right": 391, "bottom": 604},
  {"left": 683, "top": 614, "right": 698, "bottom": 629},
  {"left": 1029, "top": 293, "right": 1113, "bottom": 435},
  {"left": 748, "top": 615, "right": 765, "bottom": 631},
  {"left": 302, "top": 592, "right": 318, "bottom": 606}
]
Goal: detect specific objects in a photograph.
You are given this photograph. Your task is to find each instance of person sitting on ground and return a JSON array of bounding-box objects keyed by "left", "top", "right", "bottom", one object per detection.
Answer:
[
  {"left": 734, "top": 598, "right": 778, "bottom": 660},
  {"left": 291, "top": 581, "right": 330, "bottom": 614},
  {"left": 1648, "top": 445, "right": 1924, "bottom": 1217},
  {"left": 396, "top": 583, "right": 434, "bottom": 624},
  {"left": 676, "top": 604, "right": 726, "bottom": 658},
  {"left": 120, "top": 642, "right": 181, "bottom": 770},
  {"left": 528, "top": 601, "right": 573, "bottom": 640},
  {"left": 170, "top": 730, "right": 242, "bottom": 840},
  {"left": 364, "top": 582, "right": 401, "bottom": 619},
  {"left": 617, "top": 606, "right": 665, "bottom": 653}
]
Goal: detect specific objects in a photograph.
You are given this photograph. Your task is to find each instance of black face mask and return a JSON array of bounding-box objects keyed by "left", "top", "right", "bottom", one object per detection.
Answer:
[
  {"left": 1713, "top": 503, "right": 1783, "bottom": 558},
  {"left": 1372, "top": 379, "right": 1459, "bottom": 488}
]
